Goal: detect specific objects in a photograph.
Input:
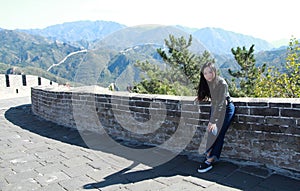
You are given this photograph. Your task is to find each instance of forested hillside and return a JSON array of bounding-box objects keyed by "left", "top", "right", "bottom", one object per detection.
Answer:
[{"left": 0, "top": 21, "right": 291, "bottom": 91}]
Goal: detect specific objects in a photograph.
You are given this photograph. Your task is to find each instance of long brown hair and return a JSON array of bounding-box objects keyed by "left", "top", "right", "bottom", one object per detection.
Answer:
[{"left": 197, "top": 62, "right": 217, "bottom": 101}]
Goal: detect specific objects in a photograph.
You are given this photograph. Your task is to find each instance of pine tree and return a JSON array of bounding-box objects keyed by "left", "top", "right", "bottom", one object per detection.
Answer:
[
  {"left": 133, "top": 34, "right": 214, "bottom": 95},
  {"left": 229, "top": 44, "right": 266, "bottom": 97}
]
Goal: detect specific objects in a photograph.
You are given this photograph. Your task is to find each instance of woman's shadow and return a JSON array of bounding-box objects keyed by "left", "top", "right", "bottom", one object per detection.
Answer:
[{"left": 83, "top": 156, "right": 199, "bottom": 189}]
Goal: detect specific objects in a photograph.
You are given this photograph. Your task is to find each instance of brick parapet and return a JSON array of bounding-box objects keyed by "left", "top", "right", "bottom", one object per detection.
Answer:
[{"left": 31, "top": 86, "right": 300, "bottom": 172}]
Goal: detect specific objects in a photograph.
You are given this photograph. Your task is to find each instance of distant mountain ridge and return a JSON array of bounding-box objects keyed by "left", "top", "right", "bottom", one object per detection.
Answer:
[
  {"left": 15, "top": 20, "right": 278, "bottom": 54},
  {"left": 93, "top": 24, "right": 207, "bottom": 53},
  {"left": 18, "top": 20, "right": 126, "bottom": 48},
  {"left": 0, "top": 20, "right": 289, "bottom": 90},
  {"left": 192, "top": 27, "right": 274, "bottom": 55}
]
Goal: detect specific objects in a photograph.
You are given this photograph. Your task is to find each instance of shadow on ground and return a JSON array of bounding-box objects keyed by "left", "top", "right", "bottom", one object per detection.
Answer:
[{"left": 5, "top": 104, "right": 299, "bottom": 191}]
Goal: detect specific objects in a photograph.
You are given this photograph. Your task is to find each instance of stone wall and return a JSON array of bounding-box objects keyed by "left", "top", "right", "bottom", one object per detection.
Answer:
[
  {"left": 0, "top": 74, "right": 57, "bottom": 98},
  {"left": 31, "top": 86, "right": 300, "bottom": 172}
]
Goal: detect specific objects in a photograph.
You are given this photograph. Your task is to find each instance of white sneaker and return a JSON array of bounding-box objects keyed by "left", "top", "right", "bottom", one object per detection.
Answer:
[{"left": 197, "top": 161, "right": 213, "bottom": 173}]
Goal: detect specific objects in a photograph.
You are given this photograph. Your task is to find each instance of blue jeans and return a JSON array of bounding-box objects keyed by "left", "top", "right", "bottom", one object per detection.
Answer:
[{"left": 206, "top": 102, "right": 235, "bottom": 160}]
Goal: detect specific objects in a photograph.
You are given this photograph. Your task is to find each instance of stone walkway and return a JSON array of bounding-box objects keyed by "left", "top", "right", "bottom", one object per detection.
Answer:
[{"left": 0, "top": 96, "right": 299, "bottom": 191}]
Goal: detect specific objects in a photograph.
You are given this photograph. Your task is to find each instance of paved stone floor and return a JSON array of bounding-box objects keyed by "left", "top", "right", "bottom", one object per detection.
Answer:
[{"left": 0, "top": 96, "right": 299, "bottom": 191}]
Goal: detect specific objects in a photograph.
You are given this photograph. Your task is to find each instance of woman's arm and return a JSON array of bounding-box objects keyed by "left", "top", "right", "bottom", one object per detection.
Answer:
[{"left": 209, "top": 80, "right": 228, "bottom": 124}]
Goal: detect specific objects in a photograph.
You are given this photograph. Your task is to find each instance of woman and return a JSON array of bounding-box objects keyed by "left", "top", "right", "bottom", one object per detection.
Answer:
[{"left": 195, "top": 62, "right": 235, "bottom": 173}]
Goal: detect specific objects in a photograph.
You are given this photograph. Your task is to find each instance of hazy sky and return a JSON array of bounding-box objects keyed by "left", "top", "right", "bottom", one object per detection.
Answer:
[{"left": 1, "top": 0, "right": 299, "bottom": 42}]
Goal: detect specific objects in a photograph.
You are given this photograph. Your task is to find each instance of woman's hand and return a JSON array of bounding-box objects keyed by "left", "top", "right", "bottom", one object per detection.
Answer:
[
  {"left": 194, "top": 97, "right": 199, "bottom": 105},
  {"left": 208, "top": 122, "right": 217, "bottom": 133}
]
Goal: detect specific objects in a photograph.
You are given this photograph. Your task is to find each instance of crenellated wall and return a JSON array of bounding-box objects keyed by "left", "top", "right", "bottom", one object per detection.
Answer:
[
  {"left": 31, "top": 86, "right": 300, "bottom": 172},
  {"left": 0, "top": 74, "right": 57, "bottom": 98}
]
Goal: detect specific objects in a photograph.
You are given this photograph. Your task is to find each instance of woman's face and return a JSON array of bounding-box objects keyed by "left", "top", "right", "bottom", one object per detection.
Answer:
[{"left": 203, "top": 67, "right": 216, "bottom": 82}]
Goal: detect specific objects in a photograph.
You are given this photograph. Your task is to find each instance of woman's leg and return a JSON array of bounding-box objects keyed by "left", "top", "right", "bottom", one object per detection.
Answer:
[{"left": 208, "top": 102, "right": 235, "bottom": 160}]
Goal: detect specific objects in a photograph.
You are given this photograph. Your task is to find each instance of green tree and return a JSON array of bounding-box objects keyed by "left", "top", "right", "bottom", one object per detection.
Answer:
[
  {"left": 283, "top": 37, "right": 300, "bottom": 97},
  {"left": 229, "top": 44, "right": 266, "bottom": 97},
  {"left": 253, "top": 66, "right": 281, "bottom": 97},
  {"left": 133, "top": 34, "right": 214, "bottom": 95},
  {"left": 254, "top": 37, "right": 300, "bottom": 97}
]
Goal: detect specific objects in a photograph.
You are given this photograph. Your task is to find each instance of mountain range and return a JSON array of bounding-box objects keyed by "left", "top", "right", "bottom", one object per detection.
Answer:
[
  {"left": 0, "top": 20, "right": 289, "bottom": 90},
  {"left": 15, "top": 20, "right": 279, "bottom": 53}
]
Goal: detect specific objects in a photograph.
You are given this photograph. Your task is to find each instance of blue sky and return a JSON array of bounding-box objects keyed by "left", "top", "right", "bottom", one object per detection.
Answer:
[{"left": 1, "top": 0, "right": 299, "bottom": 42}]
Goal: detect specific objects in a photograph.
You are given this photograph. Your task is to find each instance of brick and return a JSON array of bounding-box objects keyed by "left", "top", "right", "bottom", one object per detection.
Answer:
[
  {"left": 129, "top": 106, "right": 146, "bottom": 113},
  {"left": 248, "top": 102, "right": 268, "bottom": 107},
  {"left": 233, "top": 101, "right": 247, "bottom": 106},
  {"left": 235, "top": 107, "right": 249, "bottom": 115},
  {"left": 250, "top": 107, "right": 279, "bottom": 116},
  {"left": 38, "top": 183, "right": 66, "bottom": 191},
  {"left": 292, "top": 103, "right": 300, "bottom": 108},
  {"left": 265, "top": 117, "right": 296, "bottom": 127},
  {"left": 3, "top": 179, "right": 41, "bottom": 191},
  {"left": 199, "top": 105, "right": 211, "bottom": 113},
  {"left": 258, "top": 174, "right": 300, "bottom": 191},
  {"left": 269, "top": 102, "right": 292, "bottom": 108},
  {"left": 59, "top": 175, "right": 95, "bottom": 190},
  {"left": 281, "top": 108, "right": 300, "bottom": 118},
  {"left": 238, "top": 115, "right": 265, "bottom": 124},
  {"left": 5, "top": 170, "right": 39, "bottom": 184},
  {"left": 35, "top": 171, "right": 70, "bottom": 186},
  {"left": 221, "top": 171, "right": 264, "bottom": 190},
  {"left": 130, "top": 100, "right": 150, "bottom": 107}
]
